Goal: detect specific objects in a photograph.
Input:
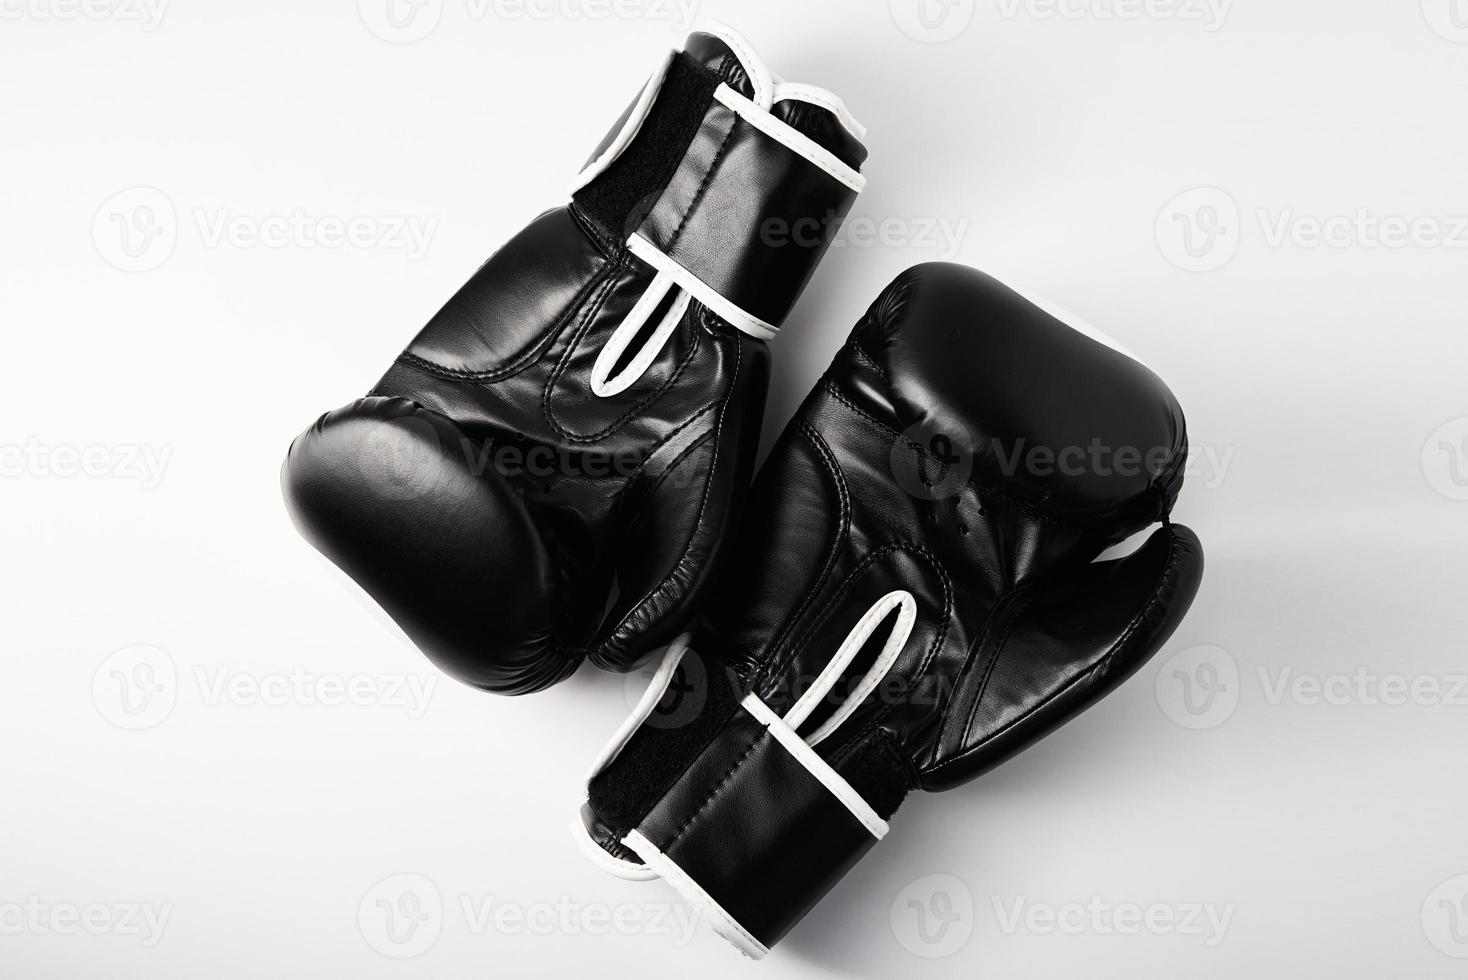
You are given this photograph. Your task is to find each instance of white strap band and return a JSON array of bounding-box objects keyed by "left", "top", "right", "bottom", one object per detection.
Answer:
[
  {"left": 570, "top": 812, "right": 659, "bottom": 882},
  {"left": 627, "top": 233, "right": 779, "bottom": 341},
  {"left": 772, "top": 81, "right": 867, "bottom": 141},
  {"left": 712, "top": 84, "right": 866, "bottom": 195},
  {"left": 622, "top": 828, "right": 770, "bottom": 959},
  {"left": 741, "top": 694, "right": 889, "bottom": 841},
  {"left": 700, "top": 21, "right": 773, "bottom": 110}
]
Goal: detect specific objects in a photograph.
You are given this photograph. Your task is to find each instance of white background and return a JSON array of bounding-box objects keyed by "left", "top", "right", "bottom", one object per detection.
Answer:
[{"left": 4, "top": 0, "right": 1468, "bottom": 976}]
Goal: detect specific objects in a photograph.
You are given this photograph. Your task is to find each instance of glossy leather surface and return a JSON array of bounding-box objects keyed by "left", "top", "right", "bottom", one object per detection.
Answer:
[
  {"left": 281, "top": 30, "right": 865, "bottom": 694},
  {"left": 585, "top": 263, "right": 1205, "bottom": 950},
  {"left": 637, "top": 708, "right": 877, "bottom": 952}
]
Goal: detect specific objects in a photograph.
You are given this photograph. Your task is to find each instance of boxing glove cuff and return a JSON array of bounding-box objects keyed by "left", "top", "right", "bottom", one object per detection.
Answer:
[
  {"left": 630, "top": 690, "right": 888, "bottom": 958},
  {"left": 571, "top": 24, "right": 866, "bottom": 344},
  {"left": 577, "top": 614, "right": 914, "bottom": 957}
]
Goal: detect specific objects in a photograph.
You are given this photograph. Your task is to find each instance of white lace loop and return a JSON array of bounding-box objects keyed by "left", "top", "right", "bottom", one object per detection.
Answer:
[
  {"left": 785, "top": 590, "right": 916, "bottom": 746},
  {"left": 588, "top": 271, "right": 693, "bottom": 398}
]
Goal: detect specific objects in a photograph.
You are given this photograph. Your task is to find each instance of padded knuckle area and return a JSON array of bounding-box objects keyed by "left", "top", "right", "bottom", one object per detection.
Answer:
[
  {"left": 281, "top": 397, "right": 569, "bottom": 694},
  {"left": 860, "top": 262, "right": 1188, "bottom": 533}
]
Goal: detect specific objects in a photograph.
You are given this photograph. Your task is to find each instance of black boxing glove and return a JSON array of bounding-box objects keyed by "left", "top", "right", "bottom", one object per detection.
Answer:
[
  {"left": 281, "top": 25, "right": 866, "bottom": 694},
  {"left": 575, "top": 263, "right": 1204, "bottom": 956}
]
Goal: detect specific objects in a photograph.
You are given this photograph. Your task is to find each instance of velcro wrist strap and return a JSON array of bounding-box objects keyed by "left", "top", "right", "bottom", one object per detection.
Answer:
[
  {"left": 571, "top": 49, "right": 865, "bottom": 341},
  {"left": 620, "top": 693, "right": 886, "bottom": 958}
]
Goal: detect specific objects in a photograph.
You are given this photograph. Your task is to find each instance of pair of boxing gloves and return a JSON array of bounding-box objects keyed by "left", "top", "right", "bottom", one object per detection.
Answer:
[{"left": 282, "top": 25, "right": 1204, "bottom": 958}]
